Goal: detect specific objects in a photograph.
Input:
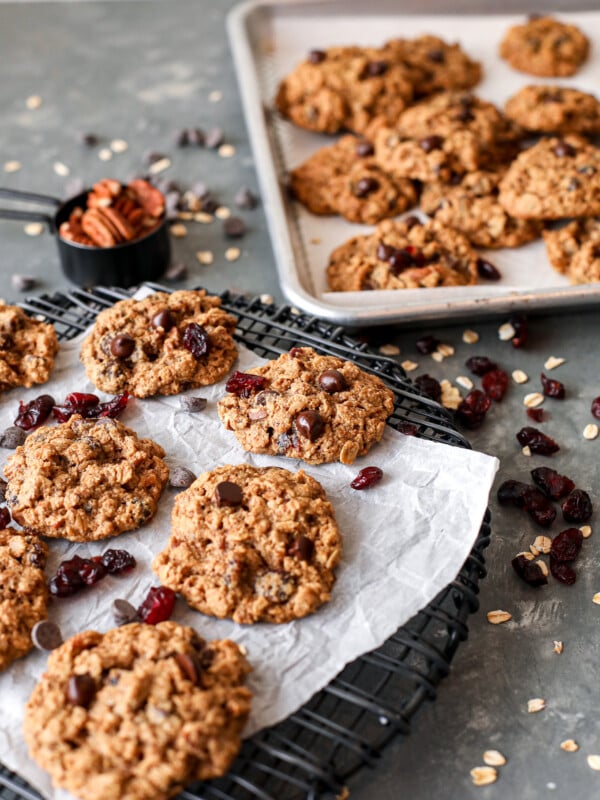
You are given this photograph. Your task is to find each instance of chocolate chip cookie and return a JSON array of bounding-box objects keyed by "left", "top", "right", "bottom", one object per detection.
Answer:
[
  {"left": 153, "top": 464, "right": 342, "bottom": 624},
  {"left": 24, "top": 621, "right": 252, "bottom": 800},
  {"left": 327, "top": 217, "right": 478, "bottom": 291},
  {"left": 0, "top": 303, "right": 58, "bottom": 394},
  {"left": 81, "top": 290, "right": 237, "bottom": 398},
  {"left": 217, "top": 347, "right": 394, "bottom": 465},
  {"left": 544, "top": 218, "right": 600, "bottom": 283},
  {"left": 4, "top": 415, "right": 169, "bottom": 541},
  {"left": 499, "top": 16, "right": 590, "bottom": 77},
  {"left": 290, "top": 134, "right": 417, "bottom": 224},
  {"left": 498, "top": 136, "right": 600, "bottom": 219},
  {"left": 421, "top": 170, "right": 542, "bottom": 248},
  {"left": 0, "top": 529, "right": 48, "bottom": 672},
  {"left": 505, "top": 85, "right": 600, "bottom": 135}
]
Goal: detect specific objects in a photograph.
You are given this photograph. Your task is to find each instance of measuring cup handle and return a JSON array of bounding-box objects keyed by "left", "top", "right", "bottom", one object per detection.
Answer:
[
  {"left": 0, "top": 208, "right": 55, "bottom": 231},
  {"left": 0, "top": 187, "right": 61, "bottom": 206}
]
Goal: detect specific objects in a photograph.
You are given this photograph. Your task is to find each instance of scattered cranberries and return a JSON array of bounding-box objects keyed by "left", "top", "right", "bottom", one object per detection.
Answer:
[
  {"left": 456, "top": 390, "right": 491, "bottom": 429},
  {"left": 526, "top": 408, "right": 545, "bottom": 423},
  {"left": 225, "top": 371, "right": 267, "bottom": 398},
  {"left": 182, "top": 323, "right": 210, "bottom": 359},
  {"left": 14, "top": 394, "right": 55, "bottom": 430},
  {"left": 512, "top": 554, "right": 548, "bottom": 587},
  {"left": 52, "top": 391, "right": 129, "bottom": 423},
  {"left": 531, "top": 467, "right": 574, "bottom": 500},
  {"left": 497, "top": 480, "right": 530, "bottom": 507},
  {"left": 49, "top": 550, "right": 136, "bottom": 597},
  {"left": 476, "top": 258, "right": 501, "bottom": 281},
  {"left": 0, "top": 507, "right": 11, "bottom": 528},
  {"left": 541, "top": 373, "right": 565, "bottom": 399},
  {"left": 482, "top": 368, "right": 509, "bottom": 401},
  {"left": 351, "top": 466, "right": 383, "bottom": 490},
  {"left": 510, "top": 315, "right": 528, "bottom": 348},
  {"left": 591, "top": 396, "right": 600, "bottom": 420},
  {"left": 549, "top": 558, "right": 577, "bottom": 585},
  {"left": 414, "top": 374, "right": 442, "bottom": 402},
  {"left": 137, "top": 586, "right": 176, "bottom": 624},
  {"left": 415, "top": 335, "right": 440, "bottom": 355},
  {"left": 102, "top": 549, "right": 137, "bottom": 574},
  {"left": 551, "top": 528, "right": 583, "bottom": 562},
  {"left": 561, "top": 489, "right": 593, "bottom": 523},
  {"left": 516, "top": 427, "right": 559, "bottom": 455},
  {"left": 465, "top": 356, "right": 497, "bottom": 376}
]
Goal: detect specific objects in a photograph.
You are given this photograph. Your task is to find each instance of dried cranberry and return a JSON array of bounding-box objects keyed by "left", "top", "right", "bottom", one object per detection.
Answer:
[
  {"left": 308, "top": 49, "right": 326, "bottom": 64},
  {"left": 225, "top": 371, "right": 267, "bottom": 398},
  {"left": 527, "top": 408, "right": 545, "bottom": 423},
  {"left": 182, "top": 323, "right": 210, "bottom": 359},
  {"left": 354, "top": 177, "right": 380, "bottom": 197},
  {"left": 355, "top": 140, "right": 374, "bottom": 157},
  {"left": 78, "top": 559, "right": 107, "bottom": 585},
  {"left": 137, "top": 586, "right": 176, "bottom": 624},
  {"left": 419, "top": 135, "right": 443, "bottom": 152},
  {"left": 551, "top": 528, "right": 583, "bottom": 562},
  {"left": 465, "top": 356, "right": 497, "bottom": 376},
  {"left": 554, "top": 140, "right": 576, "bottom": 158},
  {"left": 415, "top": 335, "right": 439, "bottom": 354},
  {"left": 511, "top": 554, "right": 548, "bottom": 587},
  {"left": 102, "top": 549, "right": 136, "bottom": 575},
  {"left": 389, "top": 249, "right": 415, "bottom": 275},
  {"left": 516, "top": 427, "right": 559, "bottom": 455},
  {"left": 510, "top": 315, "right": 528, "bottom": 348},
  {"left": 476, "top": 258, "right": 501, "bottom": 281},
  {"left": 482, "top": 369, "right": 509, "bottom": 401},
  {"left": 14, "top": 394, "right": 55, "bottom": 430},
  {"left": 455, "top": 390, "right": 491, "bottom": 429},
  {"left": 351, "top": 466, "right": 383, "bottom": 490},
  {"left": 531, "top": 467, "right": 574, "bottom": 500},
  {"left": 549, "top": 557, "right": 576, "bottom": 585},
  {"left": 523, "top": 488, "right": 556, "bottom": 528},
  {"left": 49, "top": 557, "right": 86, "bottom": 596},
  {"left": 0, "top": 507, "right": 10, "bottom": 528},
  {"left": 497, "top": 479, "right": 530, "bottom": 507},
  {"left": 398, "top": 421, "right": 418, "bottom": 436},
  {"left": 561, "top": 489, "right": 593, "bottom": 523},
  {"left": 414, "top": 374, "right": 441, "bottom": 402},
  {"left": 541, "top": 373, "right": 565, "bottom": 399},
  {"left": 591, "top": 396, "right": 600, "bottom": 420},
  {"left": 96, "top": 393, "right": 129, "bottom": 419}
]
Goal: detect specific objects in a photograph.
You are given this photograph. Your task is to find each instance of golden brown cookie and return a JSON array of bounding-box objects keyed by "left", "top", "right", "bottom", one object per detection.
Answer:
[
  {"left": 80, "top": 290, "right": 237, "bottom": 398},
  {"left": 153, "top": 464, "right": 342, "bottom": 624},
  {"left": 23, "top": 622, "right": 252, "bottom": 800},
  {"left": 499, "top": 15, "right": 589, "bottom": 77},
  {"left": 543, "top": 218, "right": 600, "bottom": 283},
  {"left": 0, "top": 303, "right": 58, "bottom": 394},
  {"left": 504, "top": 85, "right": 600, "bottom": 135}
]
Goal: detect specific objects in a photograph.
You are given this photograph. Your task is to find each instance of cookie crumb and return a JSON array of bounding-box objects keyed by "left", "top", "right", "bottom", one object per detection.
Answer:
[
  {"left": 259, "top": 294, "right": 274, "bottom": 305},
  {"left": 553, "top": 640, "right": 563, "bottom": 654},
  {"left": 440, "top": 379, "right": 462, "bottom": 410},
  {"left": 522, "top": 445, "right": 532, "bottom": 456},
  {"left": 310, "top": 237, "right": 322, "bottom": 245},
  {"left": 580, "top": 525, "right": 592, "bottom": 538}
]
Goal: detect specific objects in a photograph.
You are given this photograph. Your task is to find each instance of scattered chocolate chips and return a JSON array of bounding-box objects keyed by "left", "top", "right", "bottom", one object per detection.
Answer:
[
  {"left": 151, "top": 309, "right": 175, "bottom": 331},
  {"left": 414, "top": 374, "right": 442, "bottom": 402},
  {"left": 0, "top": 426, "right": 27, "bottom": 449},
  {"left": 112, "top": 598, "right": 138, "bottom": 626},
  {"left": 67, "top": 673, "right": 97, "bottom": 708},
  {"left": 214, "top": 481, "right": 243, "bottom": 508},
  {"left": 295, "top": 410, "right": 325, "bottom": 441},
  {"left": 11, "top": 274, "right": 36, "bottom": 292},
  {"left": 354, "top": 177, "right": 379, "bottom": 197},
  {"left": 31, "top": 620, "right": 63, "bottom": 652},
  {"left": 355, "top": 140, "right": 375, "bottom": 157},
  {"left": 234, "top": 186, "right": 258, "bottom": 209},
  {"left": 79, "top": 132, "right": 99, "bottom": 147},
  {"left": 180, "top": 396, "right": 207, "bottom": 413},
  {"left": 318, "top": 369, "right": 347, "bottom": 393},
  {"left": 169, "top": 466, "right": 196, "bottom": 489},
  {"left": 110, "top": 334, "right": 135, "bottom": 358},
  {"left": 477, "top": 258, "right": 502, "bottom": 281},
  {"left": 223, "top": 216, "right": 246, "bottom": 238},
  {"left": 175, "top": 651, "right": 202, "bottom": 684},
  {"left": 289, "top": 535, "right": 314, "bottom": 562}
]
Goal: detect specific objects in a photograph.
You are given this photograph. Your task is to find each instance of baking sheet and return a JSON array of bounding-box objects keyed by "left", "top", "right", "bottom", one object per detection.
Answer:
[{"left": 228, "top": 1, "right": 600, "bottom": 325}]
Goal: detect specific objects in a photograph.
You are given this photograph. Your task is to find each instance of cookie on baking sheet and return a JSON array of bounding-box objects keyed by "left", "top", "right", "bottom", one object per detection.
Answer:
[
  {"left": 0, "top": 303, "right": 58, "bottom": 394},
  {"left": 217, "top": 347, "right": 395, "bottom": 465},
  {"left": 80, "top": 290, "right": 237, "bottom": 398},
  {"left": 327, "top": 216, "right": 478, "bottom": 291},
  {"left": 499, "top": 15, "right": 589, "bottom": 77},
  {"left": 504, "top": 85, "right": 600, "bottom": 136},
  {"left": 4, "top": 415, "right": 168, "bottom": 542},
  {"left": 290, "top": 134, "right": 417, "bottom": 224},
  {"left": 0, "top": 529, "right": 48, "bottom": 672},
  {"left": 544, "top": 218, "right": 600, "bottom": 284},
  {"left": 498, "top": 136, "right": 600, "bottom": 220},
  {"left": 153, "top": 464, "right": 342, "bottom": 624},
  {"left": 421, "top": 170, "right": 542, "bottom": 249},
  {"left": 23, "top": 621, "right": 252, "bottom": 800}
]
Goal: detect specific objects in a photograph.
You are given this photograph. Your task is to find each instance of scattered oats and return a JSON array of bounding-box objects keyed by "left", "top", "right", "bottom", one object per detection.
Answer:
[
  {"left": 98, "top": 148, "right": 113, "bottom": 161},
  {"left": 580, "top": 525, "right": 592, "bottom": 539},
  {"left": 530, "top": 545, "right": 540, "bottom": 556},
  {"left": 194, "top": 212, "right": 214, "bottom": 224},
  {"left": 545, "top": 356, "right": 565, "bottom": 370},
  {"left": 440, "top": 379, "right": 462, "bottom": 410},
  {"left": 148, "top": 157, "right": 171, "bottom": 175},
  {"left": 379, "top": 344, "right": 400, "bottom": 356},
  {"left": 487, "top": 610, "right": 512, "bottom": 625},
  {"left": 24, "top": 222, "right": 44, "bottom": 237},
  {"left": 401, "top": 360, "right": 418, "bottom": 372},
  {"left": 553, "top": 641, "right": 563, "bottom": 654},
  {"left": 483, "top": 750, "right": 506, "bottom": 767},
  {"left": 470, "top": 766, "right": 497, "bottom": 786},
  {"left": 290, "top": 307, "right": 301, "bottom": 315},
  {"left": 215, "top": 206, "right": 231, "bottom": 220},
  {"left": 25, "top": 95, "right": 42, "bottom": 109},
  {"left": 587, "top": 755, "right": 600, "bottom": 771},
  {"left": 431, "top": 351, "right": 444, "bottom": 363},
  {"left": 498, "top": 322, "right": 516, "bottom": 341},
  {"left": 533, "top": 536, "right": 551, "bottom": 555},
  {"left": 225, "top": 247, "right": 241, "bottom": 262},
  {"left": 522, "top": 446, "right": 532, "bottom": 457},
  {"left": 177, "top": 211, "right": 194, "bottom": 221},
  {"left": 53, "top": 161, "right": 70, "bottom": 177},
  {"left": 456, "top": 375, "right": 473, "bottom": 391},
  {"left": 196, "top": 250, "right": 214, "bottom": 265},
  {"left": 218, "top": 144, "right": 236, "bottom": 158},
  {"left": 524, "top": 392, "right": 544, "bottom": 408},
  {"left": 592, "top": 592, "right": 600, "bottom": 605},
  {"left": 583, "top": 423, "right": 599, "bottom": 440},
  {"left": 209, "top": 90, "right": 222, "bottom": 102},
  {"left": 169, "top": 223, "right": 188, "bottom": 238},
  {"left": 512, "top": 369, "right": 529, "bottom": 384},
  {"left": 462, "top": 329, "right": 479, "bottom": 344},
  {"left": 516, "top": 551, "right": 535, "bottom": 561},
  {"left": 259, "top": 294, "right": 274, "bottom": 305},
  {"left": 561, "top": 739, "right": 579, "bottom": 752},
  {"left": 310, "top": 237, "right": 322, "bottom": 244},
  {"left": 3, "top": 160, "right": 21, "bottom": 173},
  {"left": 527, "top": 698, "right": 545, "bottom": 713},
  {"left": 536, "top": 560, "right": 549, "bottom": 577},
  {"left": 110, "top": 139, "right": 128, "bottom": 153},
  {"left": 437, "top": 343, "right": 454, "bottom": 357}
]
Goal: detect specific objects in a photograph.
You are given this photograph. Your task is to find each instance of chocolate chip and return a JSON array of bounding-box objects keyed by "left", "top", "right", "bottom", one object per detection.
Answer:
[
  {"left": 318, "top": 369, "right": 347, "bottom": 393},
  {"left": 0, "top": 426, "right": 27, "bottom": 449},
  {"left": 112, "top": 598, "right": 138, "bottom": 626},
  {"left": 363, "top": 60, "right": 388, "bottom": 77},
  {"left": 169, "top": 466, "right": 196, "bottom": 489},
  {"left": 377, "top": 242, "right": 395, "bottom": 261},
  {"left": 214, "top": 481, "right": 243, "bottom": 508},
  {"left": 419, "top": 135, "right": 443, "bottom": 153},
  {"left": 355, "top": 140, "right": 375, "bottom": 157},
  {"left": 0, "top": 334, "right": 14, "bottom": 350},
  {"left": 175, "top": 651, "right": 202, "bottom": 684},
  {"left": 205, "top": 128, "right": 225, "bottom": 149},
  {"left": 151, "top": 309, "right": 175, "bottom": 331},
  {"left": 180, "top": 396, "right": 207, "bottom": 413},
  {"left": 31, "top": 620, "right": 63, "bottom": 651},
  {"left": 427, "top": 48, "right": 445, "bottom": 63},
  {"left": 289, "top": 535, "right": 314, "bottom": 562},
  {"left": 389, "top": 249, "right": 413, "bottom": 274},
  {"left": 175, "top": 129, "right": 190, "bottom": 147},
  {"left": 67, "top": 673, "right": 97, "bottom": 708},
  {"left": 164, "top": 261, "right": 188, "bottom": 282},
  {"left": 567, "top": 178, "right": 581, "bottom": 191},
  {"left": 0, "top": 479, "right": 6, "bottom": 502},
  {"left": 354, "top": 177, "right": 380, "bottom": 198},
  {"left": 110, "top": 334, "right": 135, "bottom": 358},
  {"left": 308, "top": 49, "right": 326, "bottom": 64},
  {"left": 79, "top": 132, "right": 99, "bottom": 147},
  {"left": 11, "top": 274, "right": 36, "bottom": 292},
  {"left": 223, "top": 217, "right": 246, "bottom": 238},
  {"left": 454, "top": 106, "right": 474, "bottom": 123},
  {"left": 477, "top": 258, "right": 502, "bottom": 281},
  {"left": 554, "top": 140, "right": 576, "bottom": 158},
  {"left": 234, "top": 186, "right": 258, "bottom": 209},
  {"left": 403, "top": 215, "right": 421, "bottom": 229},
  {"left": 295, "top": 410, "right": 325, "bottom": 441}
]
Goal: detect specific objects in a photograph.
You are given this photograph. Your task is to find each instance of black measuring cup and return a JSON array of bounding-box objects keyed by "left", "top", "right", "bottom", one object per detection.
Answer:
[{"left": 0, "top": 187, "right": 171, "bottom": 287}]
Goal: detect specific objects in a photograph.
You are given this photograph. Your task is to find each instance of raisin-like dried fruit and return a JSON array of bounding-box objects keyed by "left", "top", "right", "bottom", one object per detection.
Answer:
[
  {"left": 466, "top": 356, "right": 497, "bottom": 376},
  {"left": 78, "top": 559, "right": 107, "bottom": 585},
  {"left": 550, "top": 557, "right": 576, "bottom": 585},
  {"left": 477, "top": 258, "right": 501, "bottom": 281},
  {"left": 96, "top": 393, "right": 129, "bottom": 419},
  {"left": 524, "top": 488, "right": 556, "bottom": 528},
  {"left": 351, "top": 466, "right": 383, "bottom": 490},
  {"left": 182, "top": 323, "right": 210, "bottom": 359},
  {"left": 551, "top": 528, "right": 583, "bottom": 562},
  {"left": 531, "top": 467, "right": 574, "bottom": 500},
  {"left": 0, "top": 507, "right": 11, "bottom": 528},
  {"left": 225, "top": 371, "right": 267, "bottom": 398},
  {"left": 497, "top": 479, "right": 530, "bottom": 507},
  {"left": 482, "top": 368, "right": 509, "bottom": 401},
  {"left": 527, "top": 408, "right": 545, "bottom": 423},
  {"left": 561, "top": 489, "right": 593, "bottom": 523},
  {"left": 398, "top": 421, "right": 418, "bottom": 436},
  {"left": 14, "top": 394, "right": 55, "bottom": 430},
  {"left": 456, "top": 390, "right": 491, "bottom": 429},
  {"left": 102, "top": 549, "right": 136, "bottom": 575},
  {"left": 541, "top": 373, "right": 565, "bottom": 399},
  {"left": 591, "top": 396, "right": 600, "bottom": 420},
  {"left": 510, "top": 315, "right": 528, "bottom": 348},
  {"left": 414, "top": 374, "right": 441, "bottom": 402},
  {"left": 415, "top": 335, "right": 439, "bottom": 354},
  {"left": 137, "top": 586, "right": 176, "bottom": 624},
  {"left": 516, "top": 427, "right": 559, "bottom": 455},
  {"left": 511, "top": 554, "right": 548, "bottom": 587}
]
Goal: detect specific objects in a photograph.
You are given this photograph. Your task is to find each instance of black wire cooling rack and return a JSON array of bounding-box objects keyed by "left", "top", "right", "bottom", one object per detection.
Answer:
[{"left": 0, "top": 283, "right": 491, "bottom": 800}]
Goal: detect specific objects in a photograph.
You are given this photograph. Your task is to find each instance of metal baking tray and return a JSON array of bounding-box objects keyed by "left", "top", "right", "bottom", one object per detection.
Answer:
[{"left": 227, "top": 0, "right": 600, "bottom": 326}]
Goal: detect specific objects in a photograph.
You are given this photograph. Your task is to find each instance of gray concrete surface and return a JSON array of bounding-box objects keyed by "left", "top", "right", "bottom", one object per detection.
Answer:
[{"left": 1, "top": 2, "right": 600, "bottom": 799}]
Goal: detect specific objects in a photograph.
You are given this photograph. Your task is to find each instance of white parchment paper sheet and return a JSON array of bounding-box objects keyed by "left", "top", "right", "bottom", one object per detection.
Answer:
[{"left": 0, "top": 321, "right": 497, "bottom": 798}]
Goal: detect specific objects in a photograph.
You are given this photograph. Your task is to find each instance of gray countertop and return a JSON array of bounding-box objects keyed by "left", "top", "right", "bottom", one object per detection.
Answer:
[{"left": 1, "top": 2, "right": 600, "bottom": 799}]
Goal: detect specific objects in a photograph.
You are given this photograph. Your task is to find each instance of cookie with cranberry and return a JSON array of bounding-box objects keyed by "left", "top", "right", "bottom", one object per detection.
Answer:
[
  {"left": 0, "top": 303, "right": 58, "bottom": 394},
  {"left": 499, "top": 16, "right": 589, "bottom": 77},
  {"left": 153, "top": 464, "right": 342, "bottom": 624},
  {"left": 24, "top": 621, "right": 252, "bottom": 800},
  {"left": 498, "top": 136, "right": 600, "bottom": 219},
  {"left": 81, "top": 290, "right": 237, "bottom": 398},
  {"left": 505, "top": 85, "right": 600, "bottom": 135},
  {"left": 218, "top": 347, "right": 394, "bottom": 465},
  {"left": 4, "top": 415, "right": 168, "bottom": 542},
  {"left": 0, "top": 529, "right": 48, "bottom": 672},
  {"left": 327, "top": 217, "right": 478, "bottom": 291},
  {"left": 544, "top": 218, "right": 600, "bottom": 283}
]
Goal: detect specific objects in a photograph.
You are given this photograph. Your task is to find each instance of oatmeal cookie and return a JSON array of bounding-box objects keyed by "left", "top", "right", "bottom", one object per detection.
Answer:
[
  {"left": 81, "top": 290, "right": 237, "bottom": 398},
  {"left": 4, "top": 415, "right": 168, "bottom": 541},
  {"left": 499, "top": 15, "right": 589, "bottom": 77},
  {"left": 505, "top": 85, "right": 600, "bottom": 135},
  {"left": 327, "top": 216, "right": 478, "bottom": 291},
  {"left": 544, "top": 218, "right": 600, "bottom": 283},
  {"left": 218, "top": 347, "right": 394, "bottom": 465},
  {"left": 24, "top": 621, "right": 252, "bottom": 800},
  {"left": 421, "top": 170, "right": 542, "bottom": 248},
  {"left": 0, "top": 529, "right": 48, "bottom": 672},
  {"left": 153, "top": 464, "right": 342, "bottom": 624},
  {"left": 498, "top": 135, "right": 600, "bottom": 219},
  {"left": 0, "top": 303, "right": 58, "bottom": 394}
]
